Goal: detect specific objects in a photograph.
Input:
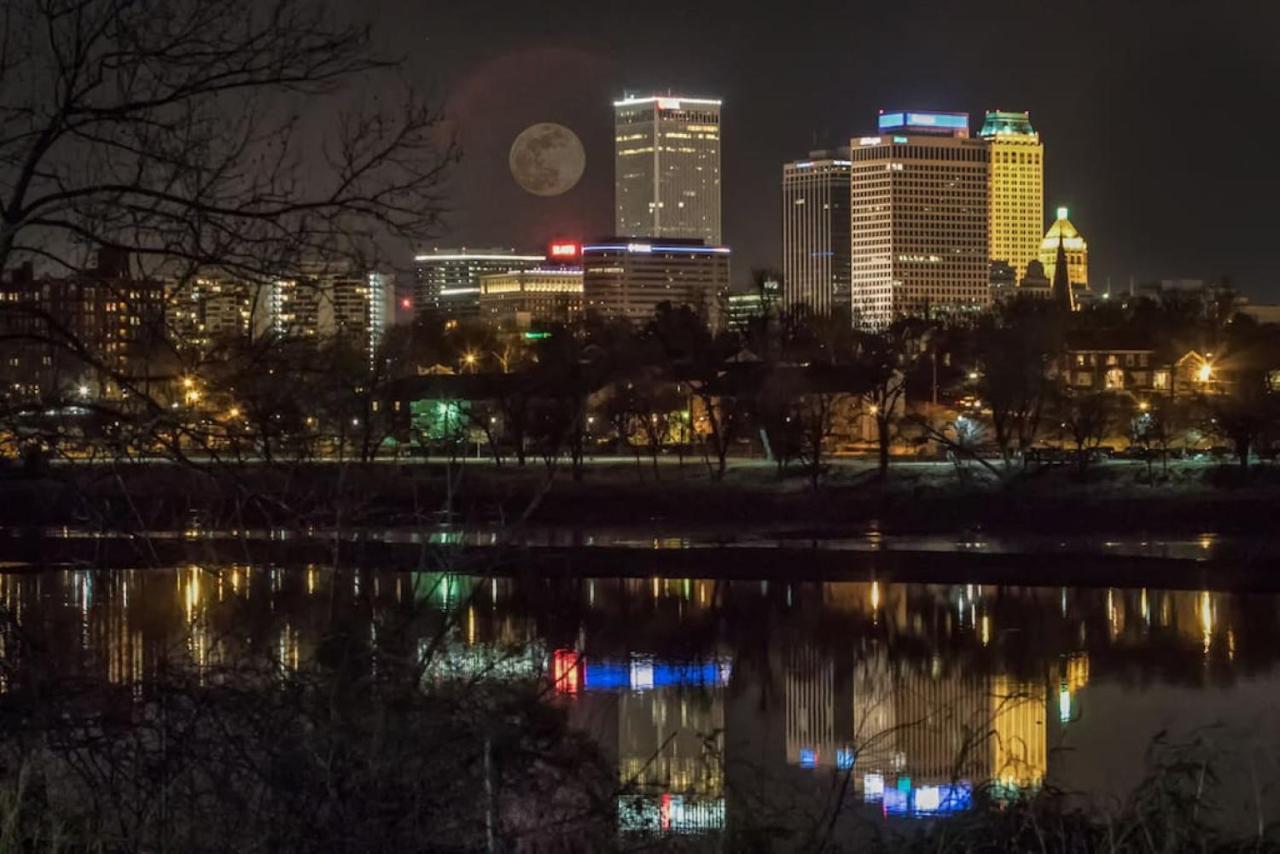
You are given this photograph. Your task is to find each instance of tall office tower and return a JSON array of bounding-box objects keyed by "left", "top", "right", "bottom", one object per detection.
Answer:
[
  {"left": 782, "top": 149, "right": 852, "bottom": 315},
  {"left": 581, "top": 238, "right": 730, "bottom": 326},
  {"left": 849, "top": 111, "right": 990, "bottom": 328},
  {"left": 413, "top": 248, "right": 544, "bottom": 320},
  {"left": 614, "top": 95, "right": 722, "bottom": 244},
  {"left": 978, "top": 111, "right": 1044, "bottom": 279},
  {"left": 1038, "top": 207, "right": 1089, "bottom": 294}
]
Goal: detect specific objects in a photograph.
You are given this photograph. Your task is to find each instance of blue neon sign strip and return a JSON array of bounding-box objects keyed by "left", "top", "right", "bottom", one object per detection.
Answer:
[
  {"left": 582, "top": 245, "right": 730, "bottom": 255},
  {"left": 878, "top": 112, "right": 968, "bottom": 132},
  {"left": 878, "top": 112, "right": 906, "bottom": 130},
  {"left": 907, "top": 112, "right": 968, "bottom": 130}
]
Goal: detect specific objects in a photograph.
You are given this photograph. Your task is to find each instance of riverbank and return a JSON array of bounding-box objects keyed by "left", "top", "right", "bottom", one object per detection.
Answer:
[{"left": 3, "top": 456, "right": 1278, "bottom": 538}]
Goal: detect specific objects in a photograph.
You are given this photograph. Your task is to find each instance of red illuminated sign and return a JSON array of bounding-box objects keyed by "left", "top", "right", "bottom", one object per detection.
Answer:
[{"left": 548, "top": 241, "right": 581, "bottom": 262}]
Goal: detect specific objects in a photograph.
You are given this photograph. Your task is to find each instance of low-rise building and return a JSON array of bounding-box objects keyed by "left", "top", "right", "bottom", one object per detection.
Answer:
[
  {"left": 413, "top": 248, "right": 544, "bottom": 321},
  {"left": 479, "top": 268, "right": 583, "bottom": 330},
  {"left": 1062, "top": 333, "right": 1159, "bottom": 396},
  {"left": 582, "top": 238, "right": 730, "bottom": 326}
]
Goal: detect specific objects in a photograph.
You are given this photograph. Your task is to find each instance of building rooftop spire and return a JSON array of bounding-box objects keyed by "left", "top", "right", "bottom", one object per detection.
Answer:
[{"left": 1052, "top": 232, "right": 1074, "bottom": 311}]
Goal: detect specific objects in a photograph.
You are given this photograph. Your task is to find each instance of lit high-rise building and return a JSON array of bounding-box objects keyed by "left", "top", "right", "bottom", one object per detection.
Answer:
[
  {"left": 1038, "top": 207, "right": 1089, "bottom": 294},
  {"left": 782, "top": 149, "right": 852, "bottom": 315},
  {"left": 413, "top": 248, "right": 544, "bottom": 320},
  {"left": 614, "top": 95, "right": 722, "bottom": 245},
  {"left": 849, "top": 111, "right": 990, "bottom": 328},
  {"left": 581, "top": 238, "right": 730, "bottom": 326},
  {"left": 978, "top": 111, "right": 1044, "bottom": 279}
]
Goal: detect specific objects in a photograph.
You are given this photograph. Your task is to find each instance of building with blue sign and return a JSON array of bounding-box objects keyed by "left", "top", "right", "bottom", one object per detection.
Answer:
[
  {"left": 849, "top": 111, "right": 990, "bottom": 328},
  {"left": 581, "top": 237, "right": 731, "bottom": 326}
]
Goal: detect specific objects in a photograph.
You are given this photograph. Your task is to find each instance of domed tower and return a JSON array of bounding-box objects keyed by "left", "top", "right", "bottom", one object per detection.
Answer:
[{"left": 1038, "top": 207, "right": 1089, "bottom": 297}]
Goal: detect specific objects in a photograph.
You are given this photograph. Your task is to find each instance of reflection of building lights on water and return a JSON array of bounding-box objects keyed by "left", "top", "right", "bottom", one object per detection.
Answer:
[
  {"left": 876, "top": 780, "right": 972, "bottom": 817},
  {"left": 618, "top": 794, "right": 725, "bottom": 835},
  {"left": 578, "top": 654, "right": 732, "bottom": 692},
  {"left": 871, "top": 580, "right": 881, "bottom": 610},
  {"left": 551, "top": 649, "right": 582, "bottom": 695},
  {"left": 863, "top": 773, "right": 885, "bottom": 800},
  {"left": 981, "top": 615, "right": 990, "bottom": 646},
  {"left": 1200, "top": 591, "right": 1213, "bottom": 654},
  {"left": 1059, "top": 685, "right": 1072, "bottom": 723}
]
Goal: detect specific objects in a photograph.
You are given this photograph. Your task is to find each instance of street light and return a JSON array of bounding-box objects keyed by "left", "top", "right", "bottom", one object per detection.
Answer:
[
  {"left": 1197, "top": 361, "right": 1213, "bottom": 383},
  {"left": 77, "top": 384, "right": 90, "bottom": 398}
]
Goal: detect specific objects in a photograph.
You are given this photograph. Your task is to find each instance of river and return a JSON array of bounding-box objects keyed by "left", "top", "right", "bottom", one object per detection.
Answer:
[{"left": 1, "top": 554, "right": 1277, "bottom": 847}]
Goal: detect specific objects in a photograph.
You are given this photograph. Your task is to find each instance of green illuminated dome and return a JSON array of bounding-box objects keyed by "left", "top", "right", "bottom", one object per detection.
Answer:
[{"left": 979, "top": 110, "right": 1036, "bottom": 138}]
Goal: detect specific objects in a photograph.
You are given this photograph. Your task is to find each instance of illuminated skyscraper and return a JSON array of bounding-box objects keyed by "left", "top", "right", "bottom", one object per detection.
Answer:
[
  {"left": 614, "top": 95, "right": 722, "bottom": 244},
  {"left": 1038, "top": 207, "right": 1089, "bottom": 295},
  {"left": 782, "top": 150, "right": 852, "bottom": 315},
  {"left": 978, "top": 111, "right": 1044, "bottom": 279},
  {"left": 849, "top": 111, "right": 990, "bottom": 328}
]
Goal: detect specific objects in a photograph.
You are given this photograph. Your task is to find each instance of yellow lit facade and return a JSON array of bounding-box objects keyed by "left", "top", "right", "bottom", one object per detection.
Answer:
[
  {"left": 978, "top": 111, "right": 1044, "bottom": 279},
  {"left": 478, "top": 268, "right": 583, "bottom": 329},
  {"left": 990, "top": 675, "right": 1047, "bottom": 788},
  {"left": 1039, "top": 207, "right": 1089, "bottom": 292}
]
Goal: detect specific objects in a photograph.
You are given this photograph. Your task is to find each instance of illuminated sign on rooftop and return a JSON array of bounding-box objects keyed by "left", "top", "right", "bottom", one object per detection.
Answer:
[
  {"left": 548, "top": 241, "right": 581, "bottom": 261},
  {"left": 583, "top": 243, "right": 731, "bottom": 256},
  {"left": 877, "top": 110, "right": 970, "bottom": 136},
  {"left": 614, "top": 95, "right": 723, "bottom": 109}
]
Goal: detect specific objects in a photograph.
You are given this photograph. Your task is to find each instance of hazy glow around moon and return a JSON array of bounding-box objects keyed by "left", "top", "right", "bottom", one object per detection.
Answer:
[{"left": 508, "top": 123, "right": 586, "bottom": 197}]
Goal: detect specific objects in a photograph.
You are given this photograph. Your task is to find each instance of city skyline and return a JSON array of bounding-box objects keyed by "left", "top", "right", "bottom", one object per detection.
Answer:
[{"left": 393, "top": 0, "right": 1278, "bottom": 299}]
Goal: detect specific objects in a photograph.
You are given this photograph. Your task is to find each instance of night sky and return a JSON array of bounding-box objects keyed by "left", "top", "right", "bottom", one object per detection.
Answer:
[{"left": 362, "top": 0, "right": 1280, "bottom": 299}]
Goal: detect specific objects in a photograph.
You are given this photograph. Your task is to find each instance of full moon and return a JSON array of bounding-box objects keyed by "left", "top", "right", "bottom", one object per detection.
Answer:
[{"left": 508, "top": 123, "right": 585, "bottom": 197}]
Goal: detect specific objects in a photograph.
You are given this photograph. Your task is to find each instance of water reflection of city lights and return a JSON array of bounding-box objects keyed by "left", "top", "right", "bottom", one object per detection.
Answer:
[{"left": 1200, "top": 591, "right": 1214, "bottom": 654}]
